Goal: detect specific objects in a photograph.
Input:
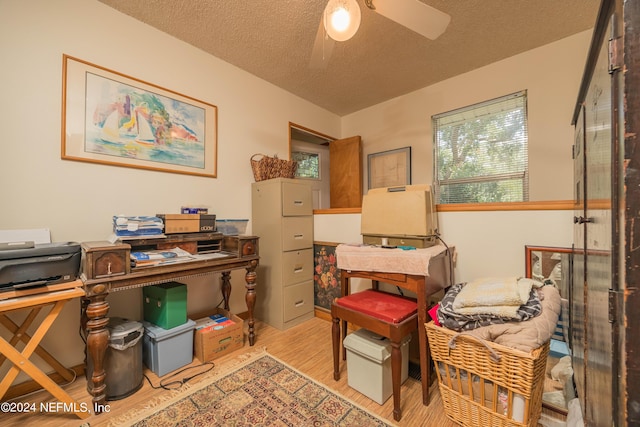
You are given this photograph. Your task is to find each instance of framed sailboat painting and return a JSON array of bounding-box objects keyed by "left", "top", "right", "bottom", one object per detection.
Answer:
[{"left": 61, "top": 55, "right": 218, "bottom": 177}]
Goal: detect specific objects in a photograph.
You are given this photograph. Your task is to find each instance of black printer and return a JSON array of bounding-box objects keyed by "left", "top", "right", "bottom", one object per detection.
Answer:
[{"left": 0, "top": 242, "right": 81, "bottom": 291}]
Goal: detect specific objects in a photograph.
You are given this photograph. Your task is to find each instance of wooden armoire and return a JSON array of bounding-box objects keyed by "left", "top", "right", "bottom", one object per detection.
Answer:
[{"left": 571, "top": 0, "right": 640, "bottom": 425}]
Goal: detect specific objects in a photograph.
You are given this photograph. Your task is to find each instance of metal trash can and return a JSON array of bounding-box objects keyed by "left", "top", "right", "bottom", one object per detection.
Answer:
[{"left": 86, "top": 317, "right": 144, "bottom": 400}]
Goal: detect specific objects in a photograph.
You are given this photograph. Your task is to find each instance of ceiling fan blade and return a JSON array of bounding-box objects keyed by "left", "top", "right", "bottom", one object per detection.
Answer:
[
  {"left": 309, "top": 17, "right": 335, "bottom": 69},
  {"left": 371, "top": 0, "right": 451, "bottom": 40}
]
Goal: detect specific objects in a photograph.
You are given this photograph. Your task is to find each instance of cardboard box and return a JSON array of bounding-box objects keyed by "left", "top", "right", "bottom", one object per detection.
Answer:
[
  {"left": 193, "top": 308, "right": 244, "bottom": 362},
  {"left": 197, "top": 215, "right": 216, "bottom": 232},
  {"left": 157, "top": 214, "right": 216, "bottom": 234}
]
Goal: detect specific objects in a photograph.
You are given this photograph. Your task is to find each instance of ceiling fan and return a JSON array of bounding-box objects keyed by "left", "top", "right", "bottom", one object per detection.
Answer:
[{"left": 310, "top": 0, "right": 451, "bottom": 68}]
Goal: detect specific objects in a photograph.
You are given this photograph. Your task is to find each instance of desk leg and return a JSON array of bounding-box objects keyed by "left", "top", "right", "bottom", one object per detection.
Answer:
[
  {"left": 421, "top": 284, "right": 441, "bottom": 405},
  {"left": 221, "top": 271, "right": 231, "bottom": 310},
  {"left": 332, "top": 316, "right": 340, "bottom": 380},
  {"left": 83, "top": 294, "right": 110, "bottom": 411},
  {"left": 245, "top": 260, "right": 258, "bottom": 346},
  {"left": 418, "top": 309, "right": 431, "bottom": 405},
  {"left": 340, "top": 274, "right": 350, "bottom": 360},
  {"left": 391, "top": 341, "right": 403, "bottom": 421}
]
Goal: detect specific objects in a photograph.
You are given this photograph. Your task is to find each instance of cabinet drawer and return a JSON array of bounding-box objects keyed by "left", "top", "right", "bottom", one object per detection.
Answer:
[
  {"left": 282, "top": 181, "right": 313, "bottom": 216},
  {"left": 283, "top": 280, "right": 314, "bottom": 322},
  {"left": 81, "top": 241, "right": 130, "bottom": 279},
  {"left": 281, "top": 217, "right": 313, "bottom": 251},
  {"left": 282, "top": 249, "right": 313, "bottom": 285}
]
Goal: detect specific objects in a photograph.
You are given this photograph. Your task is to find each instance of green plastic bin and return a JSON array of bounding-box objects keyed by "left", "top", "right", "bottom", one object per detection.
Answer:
[{"left": 143, "top": 282, "right": 187, "bottom": 329}]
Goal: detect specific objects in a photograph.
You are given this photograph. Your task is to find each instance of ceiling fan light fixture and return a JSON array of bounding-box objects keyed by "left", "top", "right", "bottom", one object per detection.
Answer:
[{"left": 324, "top": 0, "right": 361, "bottom": 42}]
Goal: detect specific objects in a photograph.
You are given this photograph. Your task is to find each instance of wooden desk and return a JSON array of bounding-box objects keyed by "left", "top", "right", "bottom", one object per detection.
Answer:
[
  {"left": 0, "top": 284, "right": 89, "bottom": 419},
  {"left": 81, "top": 234, "right": 259, "bottom": 410},
  {"left": 337, "top": 244, "right": 453, "bottom": 407}
]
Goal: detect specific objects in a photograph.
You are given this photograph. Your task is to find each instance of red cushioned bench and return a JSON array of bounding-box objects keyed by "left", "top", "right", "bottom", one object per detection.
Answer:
[{"left": 331, "top": 289, "right": 418, "bottom": 421}]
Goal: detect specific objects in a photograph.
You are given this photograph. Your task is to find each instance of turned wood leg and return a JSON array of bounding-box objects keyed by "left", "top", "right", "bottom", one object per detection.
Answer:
[
  {"left": 83, "top": 294, "right": 110, "bottom": 411},
  {"left": 332, "top": 316, "right": 341, "bottom": 381},
  {"left": 221, "top": 271, "right": 231, "bottom": 311},
  {"left": 245, "top": 260, "right": 257, "bottom": 346},
  {"left": 391, "top": 340, "right": 403, "bottom": 421},
  {"left": 80, "top": 298, "right": 89, "bottom": 339}
]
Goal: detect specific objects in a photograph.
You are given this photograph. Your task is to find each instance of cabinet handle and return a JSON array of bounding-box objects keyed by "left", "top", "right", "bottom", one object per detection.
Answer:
[
  {"left": 293, "top": 234, "right": 303, "bottom": 239},
  {"left": 294, "top": 266, "right": 303, "bottom": 273},
  {"left": 573, "top": 216, "right": 593, "bottom": 224},
  {"left": 293, "top": 200, "right": 303, "bottom": 206},
  {"left": 294, "top": 300, "right": 304, "bottom": 307}
]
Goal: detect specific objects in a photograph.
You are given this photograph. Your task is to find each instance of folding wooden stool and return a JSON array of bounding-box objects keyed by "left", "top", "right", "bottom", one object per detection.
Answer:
[{"left": 0, "top": 287, "right": 89, "bottom": 419}]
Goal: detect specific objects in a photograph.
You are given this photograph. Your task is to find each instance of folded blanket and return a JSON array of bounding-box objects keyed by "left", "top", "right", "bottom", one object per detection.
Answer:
[
  {"left": 454, "top": 304, "right": 523, "bottom": 319},
  {"left": 336, "top": 243, "right": 448, "bottom": 276},
  {"left": 452, "top": 276, "right": 534, "bottom": 310},
  {"left": 465, "top": 284, "right": 561, "bottom": 352},
  {"left": 438, "top": 281, "right": 542, "bottom": 331}
]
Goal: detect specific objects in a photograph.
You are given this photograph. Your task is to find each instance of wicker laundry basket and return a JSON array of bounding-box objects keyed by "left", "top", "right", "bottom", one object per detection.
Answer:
[
  {"left": 425, "top": 322, "right": 549, "bottom": 427},
  {"left": 250, "top": 154, "right": 297, "bottom": 181}
]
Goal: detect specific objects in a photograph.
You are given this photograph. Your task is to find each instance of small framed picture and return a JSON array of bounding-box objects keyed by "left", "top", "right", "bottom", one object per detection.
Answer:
[{"left": 367, "top": 147, "right": 411, "bottom": 189}]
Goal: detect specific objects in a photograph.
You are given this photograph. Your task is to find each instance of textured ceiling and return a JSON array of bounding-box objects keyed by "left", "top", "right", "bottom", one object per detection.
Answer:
[{"left": 98, "top": 0, "right": 599, "bottom": 116}]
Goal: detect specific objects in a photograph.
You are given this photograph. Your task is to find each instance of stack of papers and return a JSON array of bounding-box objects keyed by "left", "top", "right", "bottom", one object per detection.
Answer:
[
  {"left": 130, "top": 247, "right": 194, "bottom": 267},
  {"left": 113, "top": 215, "right": 164, "bottom": 237}
]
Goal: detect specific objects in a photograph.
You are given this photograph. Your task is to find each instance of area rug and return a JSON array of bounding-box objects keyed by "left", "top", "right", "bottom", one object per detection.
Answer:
[{"left": 108, "top": 348, "right": 393, "bottom": 426}]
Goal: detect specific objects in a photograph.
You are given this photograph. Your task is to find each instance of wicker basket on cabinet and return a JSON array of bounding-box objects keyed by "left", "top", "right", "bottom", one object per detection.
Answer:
[{"left": 250, "top": 154, "right": 297, "bottom": 181}]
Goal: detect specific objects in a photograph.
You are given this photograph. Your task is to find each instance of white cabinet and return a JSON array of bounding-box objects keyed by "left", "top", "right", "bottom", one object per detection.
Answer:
[{"left": 252, "top": 178, "right": 314, "bottom": 330}]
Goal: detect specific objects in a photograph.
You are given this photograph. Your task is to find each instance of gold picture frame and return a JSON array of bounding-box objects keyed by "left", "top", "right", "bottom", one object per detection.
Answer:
[{"left": 61, "top": 55, "right": 218, "bottom": 177}]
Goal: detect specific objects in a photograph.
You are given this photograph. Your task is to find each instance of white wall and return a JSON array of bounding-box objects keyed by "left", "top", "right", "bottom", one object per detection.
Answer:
[
  {"left": 0, "top": 0, "right": 589, "bottom": 383},
  {"left": 0, "top": 0, "right": 340, "bottom": 241},
  {"left": 314, "top": 210, "right": 573, "bottom": 286}
]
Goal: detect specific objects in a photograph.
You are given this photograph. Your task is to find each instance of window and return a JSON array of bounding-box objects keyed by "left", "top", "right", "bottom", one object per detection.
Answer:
[
  {"left": 292, "top": 150, "right": 320, "bottom": 179},
  {"left": 433, "top": 91, "right": 529, "bottom": 204}
]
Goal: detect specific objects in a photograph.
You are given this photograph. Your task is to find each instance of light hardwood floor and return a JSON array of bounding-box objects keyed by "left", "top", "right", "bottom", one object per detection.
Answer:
[
  {"left": 3, "top": 316, "right": 458, "bottom": 426},
  {"left": 3, "top": 316, "right": 560, "bottom": 426}
]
